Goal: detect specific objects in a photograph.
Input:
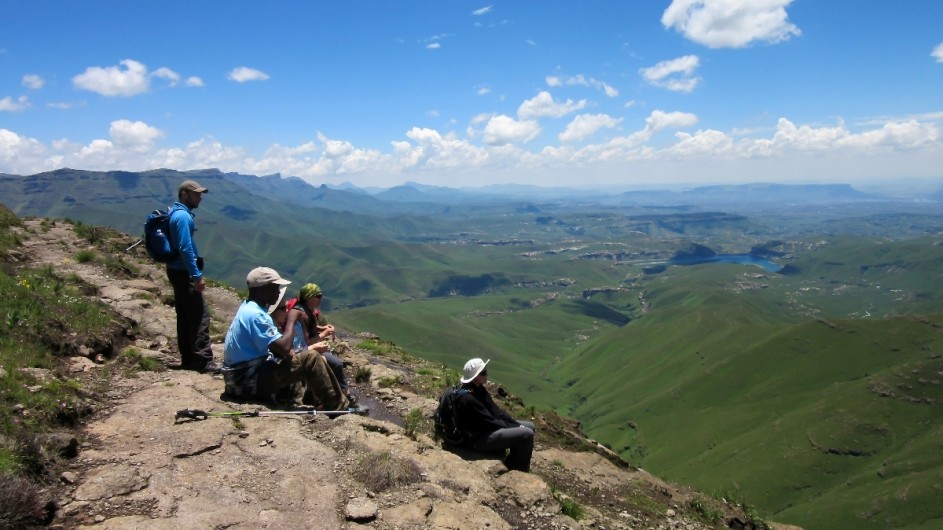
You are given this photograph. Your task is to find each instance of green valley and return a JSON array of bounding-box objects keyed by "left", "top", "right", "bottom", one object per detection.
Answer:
[{"left": 3, "top": 168, "right": 943, "bottom": 529}]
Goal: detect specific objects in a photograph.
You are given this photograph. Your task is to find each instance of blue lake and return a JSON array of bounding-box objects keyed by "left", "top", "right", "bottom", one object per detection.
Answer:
[{"left": 668, "top": 254, "right": 782, "bottom": 273}]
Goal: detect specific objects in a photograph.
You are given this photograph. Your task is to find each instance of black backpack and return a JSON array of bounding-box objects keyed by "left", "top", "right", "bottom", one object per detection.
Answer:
[
  {"left": 434, "top": 385, "right": 471, "bottom": 446},
  {"left": 143, "top": 206, "right": 179, "bottom": 263}
]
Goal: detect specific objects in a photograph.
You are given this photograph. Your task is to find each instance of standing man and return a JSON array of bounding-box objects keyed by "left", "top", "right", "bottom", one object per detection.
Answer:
[
  {"left": 167, "top": 179, "right": 218, "bottom": 373},
  {"left": 455, "top": 358, "right": 536, "bottom": 472}
]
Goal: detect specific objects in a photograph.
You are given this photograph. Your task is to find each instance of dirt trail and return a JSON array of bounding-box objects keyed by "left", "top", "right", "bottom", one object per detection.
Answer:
[{"left": 17, "top": 219, "right": 763, "bottom": 530}]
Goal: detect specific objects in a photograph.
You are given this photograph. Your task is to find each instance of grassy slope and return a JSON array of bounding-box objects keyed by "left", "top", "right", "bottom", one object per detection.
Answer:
[{"left": 551, "top": 259, "right": 943, "bottom": 529}]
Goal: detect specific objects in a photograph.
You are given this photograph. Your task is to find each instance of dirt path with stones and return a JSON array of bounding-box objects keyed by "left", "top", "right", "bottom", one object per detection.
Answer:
[{"left": 18, "top": 219, "right": 751, "bottom": 530}]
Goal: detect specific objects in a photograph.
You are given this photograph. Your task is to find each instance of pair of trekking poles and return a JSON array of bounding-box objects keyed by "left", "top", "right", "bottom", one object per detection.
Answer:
[{"left": 175, "top": 406, "right": 368, "bottom": 422}]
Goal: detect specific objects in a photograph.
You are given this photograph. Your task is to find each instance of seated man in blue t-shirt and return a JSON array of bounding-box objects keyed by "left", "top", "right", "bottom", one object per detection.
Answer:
[{"left": 222, "top": 266, "right": 350, "bottom": 411}]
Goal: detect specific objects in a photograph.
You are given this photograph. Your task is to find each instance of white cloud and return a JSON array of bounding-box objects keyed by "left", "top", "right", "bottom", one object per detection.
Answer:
[
  {"left": 545, "top": 74, "right": 618, "bottom": 97},
  {"left": 185, "top": 76, "right": 204, "bottom": 87},
  {"left": 22, "top": 74, "right": 44, "bottom": 89},
  {"left": 640, "top": 55, "right": 701, "bottom": 93},
  {"left": 482, "top": 115, "right": 541, "bottom": 145},
  {"left": 228, "top": 67, "right": 270, "bottom": 83},
  {"left": 559, "top": 113, "right": 622, "bottom": 143},
  {"left": 427, "top": 42, "right": 441, "bottom": 49},
  {"left": 476, "top": 85, "right": 491, "bottom": 95},
  {"left": 518, "top": 91, "right": 586, "bottom": 119},
  {"left": 662, "top": 0, "right": 801, "bottom": 48},
  {"left": 109, "top": 119, "right": 164, "bottom": 152},
  {"left": 646, "top": 110, "right": 699, "bottom": 133},
  {"left": 472, "top": 5, "right": 492, "bottom": 16},
  {"left": 933, "top": 42, "right": 943, "bottom": 63},
  {"left": 0, "top": 95, "right": 29, "bottom": 112},
  {"left": 151, "top": 67, "right": 181, "bottom": 86},
  {"left": 73, "top": 59, "right": 150, "bottom": 96}
]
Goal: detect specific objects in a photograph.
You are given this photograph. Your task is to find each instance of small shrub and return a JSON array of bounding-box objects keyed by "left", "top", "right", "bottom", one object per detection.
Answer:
[
  {"left": 560, "top": 497, "right": 584, "bottom": 520},
  {"left": 0, "top": 472, "right": 50, "bottom": 529},
  {"left": 403, "top": 408, "right": 425, "bottom": 440},
  {"left": 352, "top": 450, "right": 421, "bottom": 493},
  {"left": 75, "top": 249, "right": 96, "bottom": 263},
  {"left": 354, "top": 366, "right": 372, "bottom": 383}
]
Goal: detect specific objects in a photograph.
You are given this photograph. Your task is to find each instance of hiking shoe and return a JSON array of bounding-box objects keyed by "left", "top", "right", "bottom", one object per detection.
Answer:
[{"left": 198, "top": 361, "right": 222, "bottom": 374}]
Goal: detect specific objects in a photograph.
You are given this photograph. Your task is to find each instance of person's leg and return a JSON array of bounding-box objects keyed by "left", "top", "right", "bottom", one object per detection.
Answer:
[
  {"left": 287, "top": 351, "right": 349, "bottom": 411},
  {"left": 167, "top": 268, "right": 214, "bottom": 369},
  {"left": 167, "top": 269, "right": 196, "bottom": 366},
  {"left": 323, "top": 351, "right": 348, "bottom": 392},
  {"left": 475, "top": 423, "right": 535, "bottom": 472}
]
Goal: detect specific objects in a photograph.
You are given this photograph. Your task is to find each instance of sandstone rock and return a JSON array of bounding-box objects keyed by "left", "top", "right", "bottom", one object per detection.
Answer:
[
  {"left": 74, "top": 465, "right": 150, "bottom": 501},
  {"left": 426, "top": 500, "right": 511, "bottom": 530},
  {"left": 381, "top": 497, "right": 433, "bottom": 526},
  {"left": 345, "top": 497, "right": 378, "bottom": 522}
]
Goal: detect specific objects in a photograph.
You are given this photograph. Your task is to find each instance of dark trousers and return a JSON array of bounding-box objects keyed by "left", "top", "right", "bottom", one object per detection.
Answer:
[
  {"left": 324, "top": 351, "right": 348, "bottom": 392},
  {"left": 474, "top": 420, "right": 536, "bottom": 472},
  {"left": 167, "top": 268, "right": 213, "bottom": 367}
]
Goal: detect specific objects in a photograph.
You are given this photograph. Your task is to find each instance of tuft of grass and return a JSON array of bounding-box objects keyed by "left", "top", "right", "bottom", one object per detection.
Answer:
[
  {"left": 119, "top": 347, "right": 163, "bottom": 372},
  {"left": 74, "top": 249, "right": 96, "bottom": 263},
  {"left": 377, "top": 375, "right": 403, "bottom": 388},
  {"left": 352, "top": 450, "right": 422, "bottom": 493},
  {"left": 354, "top": 366, "right": 372, "bottom": 383},
  {"left": 403, "top": 408, "right": 426, "bottom": 440}
]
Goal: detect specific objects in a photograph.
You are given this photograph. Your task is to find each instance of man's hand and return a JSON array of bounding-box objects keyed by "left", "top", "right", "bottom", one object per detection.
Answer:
[
  {"left": 309, "top": 341, "right": 329, "bottom": 353},
  {"left": 193, "top": 277, "right": 206, "bottom": 293}
]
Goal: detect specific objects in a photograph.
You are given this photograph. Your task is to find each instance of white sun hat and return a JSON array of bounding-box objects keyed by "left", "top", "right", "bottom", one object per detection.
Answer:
[{"left": 460, "top": 358, "right": 490, "bottom": 383}]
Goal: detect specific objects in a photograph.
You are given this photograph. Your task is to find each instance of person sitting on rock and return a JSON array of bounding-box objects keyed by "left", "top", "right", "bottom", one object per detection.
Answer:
[
  {"left": 285, "top": 282, "right": 355, "bottom": 404},
  {"left": 221, "top": 267, "right": 351, "bottom": 411},
  {"left": 455, "top": 358, "right": 536, "bottom": 472}
]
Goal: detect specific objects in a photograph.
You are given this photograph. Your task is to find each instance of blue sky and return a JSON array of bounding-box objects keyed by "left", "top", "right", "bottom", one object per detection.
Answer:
[{"left": 2, "top": 1, "right": 942, "bottom": 189}]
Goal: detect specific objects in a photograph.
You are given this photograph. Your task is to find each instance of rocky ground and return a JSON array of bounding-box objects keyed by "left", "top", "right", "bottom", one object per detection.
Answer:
[{"left": 13, "top": 219, "right": 782, "bottom": 530}]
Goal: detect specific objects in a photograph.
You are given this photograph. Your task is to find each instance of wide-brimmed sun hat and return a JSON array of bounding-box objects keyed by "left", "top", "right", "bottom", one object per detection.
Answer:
[{"left": 460, "top": 358, "right": 490, "bottom": 383}]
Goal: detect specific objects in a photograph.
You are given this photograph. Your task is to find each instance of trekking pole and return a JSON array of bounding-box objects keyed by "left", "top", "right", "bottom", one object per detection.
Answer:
[
  {"left": 125, "top": 239, "right": 143, "bottom": 252},
  {"left": 174, "top": 406, "right": 368, "bottom": 422}
]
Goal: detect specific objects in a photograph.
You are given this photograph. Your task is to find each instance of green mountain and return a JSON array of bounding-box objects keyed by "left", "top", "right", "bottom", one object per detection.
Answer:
[{"left": 3, "top": 167, "right": 943, "bottom": 528}]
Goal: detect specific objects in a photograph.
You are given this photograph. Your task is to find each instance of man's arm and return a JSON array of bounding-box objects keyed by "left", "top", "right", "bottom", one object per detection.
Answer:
[
  {"left": 170, "top": 209, "right": 204, "bottom": 291},
  {"left": 268, "top": 309, "right": 299, "bottom": 358}
]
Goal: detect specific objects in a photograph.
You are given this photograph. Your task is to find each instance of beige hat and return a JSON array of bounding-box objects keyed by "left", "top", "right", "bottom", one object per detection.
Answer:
[
  {"left": 179, "top": 180, "right": 208, "bottom": 193},
  {"left": 460, "top": 358, "right": 490, "bottom": 383},
  {"left": 246, "top": 267, "right": 291, "bottom": 288}
]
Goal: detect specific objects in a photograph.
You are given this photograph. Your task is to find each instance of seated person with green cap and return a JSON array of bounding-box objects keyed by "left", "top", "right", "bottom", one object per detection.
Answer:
[
  {"left": 222, "top": 267, "right": 352, "bottom": 411},
  {"left": 288, "top": 282, "right": 354, "bottom": 403},
  {"left": 455, "top": 358, "right": 536, "bottom": 472}
]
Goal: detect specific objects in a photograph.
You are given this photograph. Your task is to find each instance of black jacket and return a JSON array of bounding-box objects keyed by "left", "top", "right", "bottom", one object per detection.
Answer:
[{"left": 455, "top": 383, "right": 518, "bottom": 440}]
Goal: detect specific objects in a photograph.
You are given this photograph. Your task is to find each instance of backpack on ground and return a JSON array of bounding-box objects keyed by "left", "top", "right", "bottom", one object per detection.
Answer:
[
  {"left": 433, "top": 385, "right": 471, "bottom": 446},
  {"left": 143, "top": 206, "right": 179, "bottom": 263}
]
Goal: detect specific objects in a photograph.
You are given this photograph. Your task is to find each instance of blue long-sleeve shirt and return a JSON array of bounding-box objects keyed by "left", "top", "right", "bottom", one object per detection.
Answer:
[{"left": 166, "top": 202, "right": 202, "bottom": 279}]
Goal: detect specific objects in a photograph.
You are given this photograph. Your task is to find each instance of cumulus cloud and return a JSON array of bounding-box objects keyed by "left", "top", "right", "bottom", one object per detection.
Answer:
[
  {"left": 0, "top": 95, "right": 30, "bottom": 112},
  {"left": 109, "top": 120, "right": 164, "bottom": 152},
  {"left": 22, "top": 74, "right": 44, "bottom": 89},
  {"left": 559, "top": 114, "right": 622, "bottom": 142},
  {"left": 483, "top": 115, "right": 541, "bottom": 145},
  {"left": 640, "top": 55, "right": 701, "bottom": 92},
  {"left": 933, "top": 42, "right": 943, "bottom": 63},
  {"left": 185, "top": 76, "right": 204, "bottom": 87},
  {"left": 472, "top": 5, "right": 492, "bottom": 16},
  {"left": 662, "top": 0, "right": 801, "bottom": 48},
  {"left": 518, "top": 91, "right": 586, "bottom": 119},
  {"left": 228, "top": 67, "right": 270, "bottom": 83},
  {"left": 152, "top": 67, "right": 181, "bottom": 86},
  {"left": 73, "top": 59, "right": 150, "bottom": 96},
  {"left": 427, "top": 42, "right": 441, "bottom": 49},
  {"left": 545, "top": 74, "right": 618, "bottom": 97}
]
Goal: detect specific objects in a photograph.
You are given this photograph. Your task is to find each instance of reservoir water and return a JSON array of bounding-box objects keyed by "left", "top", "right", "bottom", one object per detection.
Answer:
[{"left": 668, "top": 254, "right": 782, "bottom": 273}]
